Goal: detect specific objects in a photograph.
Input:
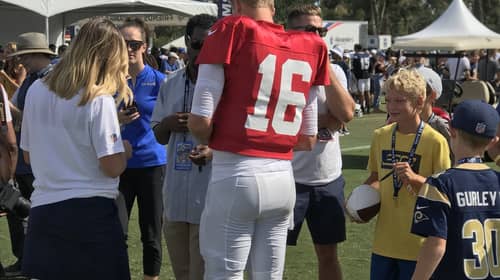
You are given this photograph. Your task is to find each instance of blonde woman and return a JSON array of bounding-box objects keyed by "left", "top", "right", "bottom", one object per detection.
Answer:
[{"left": 19, "top": 19, "right": 132, "bottom": 279}]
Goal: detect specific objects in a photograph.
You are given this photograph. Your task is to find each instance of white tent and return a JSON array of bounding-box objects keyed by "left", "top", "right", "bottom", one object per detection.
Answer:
[
  {"left": 162, "top": 36, "right": 186, "bottom": 50},
  {"left": 0, "top": 0, "right": 217, "bottom": 45},
  {"left": 392, "top": 0, "right": 500, "bottom": 51}
]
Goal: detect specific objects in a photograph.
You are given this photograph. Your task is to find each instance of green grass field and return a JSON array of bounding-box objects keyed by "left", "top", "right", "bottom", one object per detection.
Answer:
[{"left": 0, "top": 113, "right": 388, "bottom": 279}]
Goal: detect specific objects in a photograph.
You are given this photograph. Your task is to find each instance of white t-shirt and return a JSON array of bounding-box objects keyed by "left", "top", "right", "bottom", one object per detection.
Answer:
[
  {"left": 446, "top": 57, "right": 470, "bottom": 80},
  {"left": 292, "top": 64, "right": 348, "bottom": 185},
  {"left": 1, "top": 84, "right": 11, "bottom": 122},
  {"left": 151, "top": 68, "right": 212, "bottom": 224},
  {"left": 20, "top": 80, "right": 124, "bottom": 207}
]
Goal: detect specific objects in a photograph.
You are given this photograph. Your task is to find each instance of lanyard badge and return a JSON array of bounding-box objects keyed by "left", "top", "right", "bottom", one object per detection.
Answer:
[{"left": 391, "top": 121, "right": 424, "bottom": 198}]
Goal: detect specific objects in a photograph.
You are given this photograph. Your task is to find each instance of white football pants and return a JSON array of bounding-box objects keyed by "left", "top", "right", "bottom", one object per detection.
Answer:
[{"left": 200, "top": 169, "right": 295, "bottom": 280}]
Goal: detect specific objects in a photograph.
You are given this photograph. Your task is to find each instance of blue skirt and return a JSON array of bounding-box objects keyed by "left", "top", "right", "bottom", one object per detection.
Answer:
[{"left": 22, "top": 197, "right": 130, "bottom": 280}]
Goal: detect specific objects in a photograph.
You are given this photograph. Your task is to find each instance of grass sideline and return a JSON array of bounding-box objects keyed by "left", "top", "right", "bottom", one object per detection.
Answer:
[{"left": 0, "top": 113, "right": 388, "bottom": 279}]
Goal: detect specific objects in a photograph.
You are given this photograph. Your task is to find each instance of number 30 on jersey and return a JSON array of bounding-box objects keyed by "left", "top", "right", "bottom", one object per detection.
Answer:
[
  {"left": 245, "top": 54, "right": 312, "bottom": 136},
  {"left": 463, "top": 218, "right": 500, "bottom": 279}
]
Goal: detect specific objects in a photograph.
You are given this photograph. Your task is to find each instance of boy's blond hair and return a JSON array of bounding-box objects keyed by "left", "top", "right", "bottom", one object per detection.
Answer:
[
  {"left": 383, "top": 68, "right": 426, "bottom": 105},
  {"left": 240, "top": 0, "right": 274, "bottom": 8}
]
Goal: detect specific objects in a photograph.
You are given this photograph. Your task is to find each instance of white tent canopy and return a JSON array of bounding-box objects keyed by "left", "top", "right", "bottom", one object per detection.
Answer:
[
  {"left": 0, "top": 0, "right": 217, "bottom": 45},
  {"left": 4, "top": 0, "right": 216, "bottom": 18},
  {"left": 162, "top": 36, "right": 186, "bottom": 50},
  {"left": 392, "top": 0, "right": 500, "bottom": 51}
]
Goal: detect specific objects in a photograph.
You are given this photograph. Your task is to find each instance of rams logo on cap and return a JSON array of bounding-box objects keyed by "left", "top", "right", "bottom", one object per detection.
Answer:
[{"left": 475, "top": 122, "right": 486, "bottom": 135}]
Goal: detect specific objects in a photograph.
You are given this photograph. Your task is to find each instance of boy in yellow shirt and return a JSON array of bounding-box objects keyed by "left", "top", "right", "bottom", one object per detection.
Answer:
[{"left": 364, "top": 69, "right": 451, "bottom": 280}]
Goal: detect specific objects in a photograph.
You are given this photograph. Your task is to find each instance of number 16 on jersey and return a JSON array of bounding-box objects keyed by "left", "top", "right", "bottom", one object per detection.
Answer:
[{"left": 245, "top": 54, "right": 313, "bottom": 137}]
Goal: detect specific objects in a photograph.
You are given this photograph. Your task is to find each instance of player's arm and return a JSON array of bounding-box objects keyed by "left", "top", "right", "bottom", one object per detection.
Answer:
[
  {"left": 412, "top": 236, "right": 446, "bottom": 280},
  {"left": 293, "top": 85, "right": 318, "bottom": 151},
  {"left": 188, "top": 64, "right": 224, "bottom": 145},
  {"left": 318, "top": 112, "right": 342, "bottom": 131},
  {"left": 294, "top": 134, "right": 316, "bottom": 151},
  {"left": 325, "top": 64, "right": 355, "bottom": 123}
]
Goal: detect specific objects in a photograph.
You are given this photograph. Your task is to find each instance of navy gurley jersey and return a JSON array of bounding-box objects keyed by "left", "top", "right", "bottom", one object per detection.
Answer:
[{"left": 411, "top": 163, "right": 500, "bottom": 280}]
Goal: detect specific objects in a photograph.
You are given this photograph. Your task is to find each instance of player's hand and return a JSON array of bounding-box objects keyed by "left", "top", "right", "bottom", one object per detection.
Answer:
[
  {"left": 122, "top": 140, "right": 133, "bottom": 159},
  {"left": 161, "top": 113, "right": 189, "bottom": 133},
  {"left": 118, "top": 108, "right": 140, "bottom": 125},
  {"left": 189, "top": 144, "right": 212, "bottom": 166}
]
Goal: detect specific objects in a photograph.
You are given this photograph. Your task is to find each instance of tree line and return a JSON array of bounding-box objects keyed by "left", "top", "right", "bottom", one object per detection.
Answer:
[{"left": 274, "top": 0, "right": 500, "bottom": 37}]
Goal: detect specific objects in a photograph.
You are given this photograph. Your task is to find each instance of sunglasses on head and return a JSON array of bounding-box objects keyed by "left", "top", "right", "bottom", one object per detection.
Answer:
[
  {"left": 293, "top": 25, "right": 328, "bottom": 37},
  {"left": 125, "top": 40, "right": 144, "bottom": 51},
  {"left": 186, "top": 35, "right": 204, "bottom": 50}
]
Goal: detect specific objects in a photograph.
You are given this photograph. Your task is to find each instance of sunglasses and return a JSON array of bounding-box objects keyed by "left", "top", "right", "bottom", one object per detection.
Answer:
[
  {"left": 125, "top": 40, "right": 144, "bottom": 51},
  {"left": 292, "top": 25, "right": 328, "bottom": 37},
  {"left": 186, "top": 35, "right": 204, "bottom": 50}
]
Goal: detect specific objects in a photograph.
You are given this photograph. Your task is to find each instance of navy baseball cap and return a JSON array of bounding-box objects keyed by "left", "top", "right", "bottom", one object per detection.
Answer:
[{"left": 451, "top": 100, "right": 500, "bottom": 139}]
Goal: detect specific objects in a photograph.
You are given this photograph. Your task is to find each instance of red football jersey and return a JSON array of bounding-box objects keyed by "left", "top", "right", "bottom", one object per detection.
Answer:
[{"left": 196, "top": 15, "right": 330, "bottom": 160}]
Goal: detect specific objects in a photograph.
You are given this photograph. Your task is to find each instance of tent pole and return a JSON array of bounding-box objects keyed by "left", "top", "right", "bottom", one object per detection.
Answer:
[{"left": 46, "top": 17, "right": 50, "bottom": 43}]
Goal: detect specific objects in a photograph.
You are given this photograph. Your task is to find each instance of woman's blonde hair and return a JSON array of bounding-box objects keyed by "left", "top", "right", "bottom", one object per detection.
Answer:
[
  {"left": 383, "top": 68, "right": 426, "bottom": 104},
  {"left": 45, "top": 18, "right": 132, "bottom": 106}
]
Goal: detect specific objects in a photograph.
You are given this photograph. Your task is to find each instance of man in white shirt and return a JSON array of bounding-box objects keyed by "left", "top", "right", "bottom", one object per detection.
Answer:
[
  {"left": 286, "top": 5, "right": 355, "bottom": 280},
  {"left": 446, "top": 53, "right": 470, "bottom": 81},
  {"left": 151, "top": 14, "right": 216, "bottom": 280}
]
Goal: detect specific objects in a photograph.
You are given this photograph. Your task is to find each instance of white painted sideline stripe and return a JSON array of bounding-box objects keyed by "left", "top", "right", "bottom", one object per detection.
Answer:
[{"left": 341, "top": 145, "right": 371, "bottom": 152}]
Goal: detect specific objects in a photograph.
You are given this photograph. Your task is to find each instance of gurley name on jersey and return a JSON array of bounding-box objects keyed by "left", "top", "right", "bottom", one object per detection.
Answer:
[{"left": 456, "top": 191, "right": 498, "bottom": 207}]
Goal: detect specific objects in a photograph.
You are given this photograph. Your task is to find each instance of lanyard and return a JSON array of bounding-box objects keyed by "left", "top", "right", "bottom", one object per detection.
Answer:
[
  {"left": 181, "top": 74, "right": 202, "bottom": 172},
  {"left": 391, "top": 121, "right": 424, "bottom": 198},
  {"left": 457, "top": 157, "right": 483, "bottom": 164},
  {"left": 183, "top": 77, "right": 191, "bottom": 113},
  {"left": 0, "top": 88, "right": 6, "bottom": 134},
  {"left": 427, "top": 112, "right": 435, "bottom": 123},
  {"left": 182, "top": 77, "right": 191, "bottom": 142}
]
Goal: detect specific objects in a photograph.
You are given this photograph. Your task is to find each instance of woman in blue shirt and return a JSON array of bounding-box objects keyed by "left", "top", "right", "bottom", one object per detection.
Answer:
[{"left": 119, "top": 18, "right": 166, "bottom": 280}]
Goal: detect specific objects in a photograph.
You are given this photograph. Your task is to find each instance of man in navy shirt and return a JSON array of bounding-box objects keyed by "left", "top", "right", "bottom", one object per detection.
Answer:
[
  {"left": 351, "top": 44, "right": 372, "bottom": 114},
  {"left": 160, "top": 52, "right": 180, "bottom": 75},
  {"left": 6, "top": 32, "right": 54, "bottom": 275}
]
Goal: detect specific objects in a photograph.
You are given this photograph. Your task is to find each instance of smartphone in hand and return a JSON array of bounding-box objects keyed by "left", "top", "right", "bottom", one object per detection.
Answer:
[{"left": 125, "top": 101, "right": 138, "bottom": 116}]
